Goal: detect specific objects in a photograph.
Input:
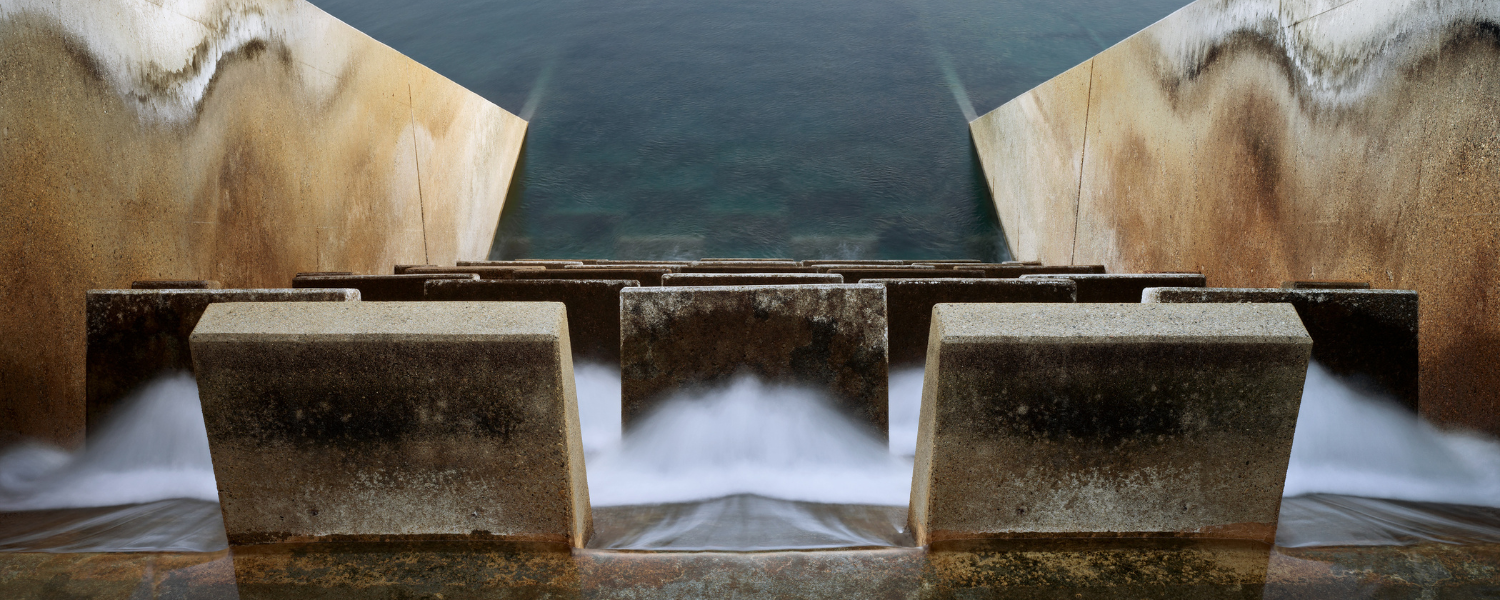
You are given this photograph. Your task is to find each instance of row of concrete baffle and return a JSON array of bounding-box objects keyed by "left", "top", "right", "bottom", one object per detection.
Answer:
[{"left": 86, "top": 258, "right": 1417, "bottom": 547}]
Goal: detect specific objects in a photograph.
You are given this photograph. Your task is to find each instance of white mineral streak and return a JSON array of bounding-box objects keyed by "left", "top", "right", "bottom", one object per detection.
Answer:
[
  {"left": 0, "top": 0, "right": 352, "bottom": 123},
  {"left": 1146, "top": 0, "right": 1500, "bottom": 107}
]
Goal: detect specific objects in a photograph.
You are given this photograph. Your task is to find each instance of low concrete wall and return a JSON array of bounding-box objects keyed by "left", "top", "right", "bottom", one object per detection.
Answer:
[
  {"left": 0, "top": 0, "right": 527, "bottom": 445},
  {"left": 970, "top": 0, "right": 1500, "bottom": 434},
  {"left": 1019, "top": 273, "right": 1206, "bottom": 303},
  {"left": 660, "top": 273, "right": 844, "bottom": 286},
  {"left": 293, "top": 274, "right": 479, "bottom": 301},
  {"left": 1146, "top": 287, "right": 1420, "bottom": 411},
  {"left": 862, "top": 279, "right": 1077, "bottom": 366},
  {"left": 515, "top": 268, "right": 674, "bottom": 286},
  {"left": 909, "top": 303, "right": 1310, "bottom": 545},
  {"left": 425, "top": 279, "right": 641, "bottom": 364},
  {"left": 620, "top": 284, "right": 889, "bottom": 434},
  {"left": 192, "top": 302, "right": 591, "bottom": 546},
  {"left": 85, "top": 288, "right": 359, "bottom": 435}
]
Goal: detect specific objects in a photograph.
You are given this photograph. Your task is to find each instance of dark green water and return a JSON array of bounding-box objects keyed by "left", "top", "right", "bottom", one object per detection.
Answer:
[{"left": 309, "top": 0, "right": 1188, "bottom": 260}]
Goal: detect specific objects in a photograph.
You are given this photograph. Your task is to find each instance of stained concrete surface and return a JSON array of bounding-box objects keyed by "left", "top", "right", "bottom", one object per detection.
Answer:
[
  {"left": 191, "top": 302, "right": 591, "bottom": 546},
  {"left": 911, "top": 303, "right": 1310, "bottom": 545},
  {"left": 402, "top": 265, "right": 546, "bottom": 279},
  {"left": 824, "top": 268, "right": 985, "bottom": 283},
  {"left": 661, "top": 273, "right": 844, "bottom": 286},
  {"left": 515, "top": 268, "right": 675, "bottom": 286},
  {"left": 969, "top": 0, "right": 1500, "bottom": 436},
  {"left": 1146, "top": 287, "right": 1419, "bottom": 411},
  {"left": 85, "top": 288, "right": 359, "bottom": 436},
  {"left": 1019, "top": 273, "right": 1206, "bottom": 302},
  {"left": 424, "top": 278, "right": 640, "bottom": 363},
  {"left": 292, "top": 273, "right": 478, "bottom": 301},
  {"left": 620, "top": 284, "right": 889, "bottom": 434},
  {"left": 0, "top": 0, "right": 526, "bottom": 447},
  {"left": 861, "top": 278, "right": 1077, "bottom": 366}
]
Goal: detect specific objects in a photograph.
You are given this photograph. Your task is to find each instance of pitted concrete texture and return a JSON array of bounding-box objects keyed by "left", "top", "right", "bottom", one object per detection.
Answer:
[
  {"left": 130, "top": 280, "right": 222, "bottom": 289},
  {"left": 678, "top": 265, "right": 822, "bottom": 274},
  {"left": 190, "top": 302, "right": 592, "bottom": 547},
  {"left": 402, "top": 266, "right": 546, "bottom": 279},
  {"left": 963, "top": 264, "right": 1106, "bottom": 278},
  {"left": 818, "top": 265, "right": 936, "bottom": 273},
  {"left": 910, "top": 303, "right": 1310, "bottom": 545},
  {"left": 292, "top": 274, "right": 478, "bottom": 301},
  {"left": 515, "top": 268, "right": 674, "bottom": 286},
  {"left": 903, "top": 260, "right": 981, "bottom": 264},
  {"left": 695, "top": 259, "right": 799, "bottom": 264},
  {"left": 85, "top": 289, "right": 359, "bottom": 436},
  {"left": 459, "top": 260, "right": 584, "bottom": 269},
  {"left": 825, "top": 268, "right": 985, "bottom": 283},
  {"left": 861, "top": 278, "right": 1077, "bottom": 366},
  {"left": 1281, "top": 281, "right": 1371, "bottom": 290},
  {"left": 391, "top": 265, "right": 436, "bottom": 274},
  {"left": 425, "top": 279, "right": 640, "bottom": 363},
  {"left": 621, "top": 284, "right": 889, "bottom": 434},
  {"left": 801, "top": 259, "right": 906, "bottom": 266},
  {"left": 1146, "top": 287, "right": 1419, "bottom": 410},
  {"left": 661, "top": 273, "right": 844, "bottom": 286},
  {"left": 567, "top": 264, "right": 683, "bottom": 272},
  {"left": 1019, "top": 273, "right": 1206, "bottom": 302}
]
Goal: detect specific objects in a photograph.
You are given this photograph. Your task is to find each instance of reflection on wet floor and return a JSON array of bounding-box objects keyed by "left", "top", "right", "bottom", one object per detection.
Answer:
[
  {"left": 590, "top": 494, "right": 911, "bottom": 550},
  {"left": 1276, "top": 494, "right": 1500, "bottom": 547},
  {"left": 0, "top": 499, "right": 224, "bottom": 553}
]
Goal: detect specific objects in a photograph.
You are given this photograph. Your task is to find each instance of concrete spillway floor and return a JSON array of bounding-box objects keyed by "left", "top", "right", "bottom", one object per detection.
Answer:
[{"left": 0, "top": 539, "right": 1498, "bottom": 598}]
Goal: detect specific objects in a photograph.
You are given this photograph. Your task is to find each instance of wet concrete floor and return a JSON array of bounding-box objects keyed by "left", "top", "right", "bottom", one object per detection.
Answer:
[{"left": 1, "top": 539, "right": 1498, "bottom": 599}]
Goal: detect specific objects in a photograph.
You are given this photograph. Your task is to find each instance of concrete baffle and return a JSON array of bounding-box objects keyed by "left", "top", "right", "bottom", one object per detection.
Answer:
[
  {"left": 293, "top": 273, "right": 478, "bottom": 301},
  {"left": 191, "top": 302, "right": 592, "bottom": 547},
  {"left": 620, "top": 284, "right": 889, "bottom": 435},
  {"left": 425, "top": 278, "right": 640, "bottom": 364},
  {"left": 131, "top": 280, "right": 222, "bottom": 289},
  {"left": 514, "top": 268, "right": 674, "bottom": 286},
  {"left": 1145, "top": 287, "right": 1419, "bottom": 410},
  {"left": 660, "top": 273, "right": 844, "bottom": 286},
  {"left": 909, "top": 303, "right": 1310, "bottom": 545},
  {"left": 1019, "top": 273, "right": 1204, "bottom": 302},
  {"left": 862, "top": 278, "right": 1077, "bottom": 366},
  {"left": 823, "top": 268, "right": 986, "bottom": 283},
  {"left": 85, "top": 288, "right": 359, "bottom": 435}
]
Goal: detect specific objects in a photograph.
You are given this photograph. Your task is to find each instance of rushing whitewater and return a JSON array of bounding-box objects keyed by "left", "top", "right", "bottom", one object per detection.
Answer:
[{"left": 0, "top": 373, "right": 218, "bottom": 511}]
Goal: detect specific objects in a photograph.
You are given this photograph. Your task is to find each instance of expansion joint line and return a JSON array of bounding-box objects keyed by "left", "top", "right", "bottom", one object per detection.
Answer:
[
  {"left": 410, "top": 84, "right": 431, "bottom": 264},
  {"left": 1070, "top": 60, "right": 1094, "bottom": 266}
]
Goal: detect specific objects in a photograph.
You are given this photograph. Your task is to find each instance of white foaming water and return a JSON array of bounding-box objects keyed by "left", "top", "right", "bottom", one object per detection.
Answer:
[
  {"left": 1284, "top": 363, "right": 1500, "bottom": 507},
  {"left": 578, "top": 368, "right": 912, "bottom": 507},
  {"left": 0, "top": 373, "right": 218, "bottom": 511},
  {"left": 887, "top": 368, "right": 925, "bottom": 458}
]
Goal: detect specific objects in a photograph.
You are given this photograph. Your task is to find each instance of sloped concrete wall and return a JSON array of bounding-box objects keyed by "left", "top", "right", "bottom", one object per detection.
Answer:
[
  {"left": 971, "top": 0, "right": 1500, "bottom": 435},
  {"left": 0, "top": 0, "right": 526, "bottom": 445}
]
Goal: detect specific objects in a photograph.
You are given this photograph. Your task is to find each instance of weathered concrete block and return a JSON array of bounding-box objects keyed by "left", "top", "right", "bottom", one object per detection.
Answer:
[
  {"left": 191, "top": 302, "right": 592, "bottom": 547},
  {"left": 566, "top": 264, "right": 682, "bottom": 272},
  {"left": 660, "top": 273, "right": 844, "bottom": 286},
  {"left": 697, "top": 258, "right": 797, "bottom": 263},
  {"left": 621, "top": 284, "right": 889, "bottom": 434},
  {"left": 404, "top": 266, "right": 545, "bottom": 279},
  {"left": 909, "top": 303, "right": 1310, "bottom": 545},
  {"left": 392, "top": 265, "right": 435, "bottom": 274},
  {"left": 825, "top": 268, "right": 985, "bottom": 283},
  {"left": 85, "top": 289, "right": 359, "bottom": 435},
  {"left": 677, "top": 265, "right": 822, "bottom": 274},
  {"left": 131, "top": 280, "right": 222, "bottom": 289},
  {"left": 1019, "top": 273, "right": 1205, "bottom": 302},
  {"left": 902, "top": 259, "right": 981, "bottom": 264},
  {"left": 862, "top": 278, "right": 1077, "bottom": 366},
  {"left": 801, "top": 259, "right": 906, "bottom": 266},
  {"left": 514, "top": 268, "right": 672, "bottom": 286},
  {"left": 458, "top": 260, "right": 584, "bottom": 269},
  {"left": 293, "top": 274, "right": 478, "bottom": 301},
  {"left": 962, "top": 264, "right": 1105, "bottom": 278},
  {"left": 817, "top": 265, "right": 935, "bottom": 273},
  {"left": 1145, "top": 287, "right": 1419, "bottom": 410},
  {"left": 425, "top": 279, "right": 640, "bottom": 364},
  {"left": 1281, "top": 281, "right": 1371, "bottom": 290}
]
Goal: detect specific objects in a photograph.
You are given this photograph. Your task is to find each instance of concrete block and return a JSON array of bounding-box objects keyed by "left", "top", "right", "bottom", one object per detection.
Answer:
[
  {"left": 909, "top": 303, "right": 1310, "bottom": 545},
  {"left": 677, "top": 265, "right": 822, "bottom": 274},
  {"left": 966, "top": 265, "right": 1105, "bottom": 278},
  {"left": 392, "top": 265, "right": 435, "bottom": 274},
  {"left": 296, "top": 272, "right": 354, "bottom": 277},
  {"left": 403, "top": 266, "right": 545, "bottom": 279},
  {"left": 902, "top": 259, "right": 981, "bottom": 264},
  {"left": 458, "top": 260, "right": 584, "bottom": 269},
  {"left": 131, "top": 280, "right": 222, "bottom": 289},
  {"left": 698, "top": 258, "right": 796, "bottom": 262},
  {"left": 84, "top": 289, "right": 359, "bottom": 435},
  {"left": 620, "top": 284, "right": 889, "bottom": 434},
  {"left": 514, "top": 268, "right": 673, "bottom": 286},
  {"left": 801, "top": 259, "right": 906, "bottom": 266},
  {"left": 825, "top": 268, "right": 985, "bottom": 283},
  {"left": 191, "top": 302, "right": 592, "bottom": 547},
  {"left": 1145, "top": 287, "right": 1419, "bottom": 410},
  {"left": 294, "top": 274, "right": 478, "bottom": 301},
  {"left": 660, "top": 273, "right": 844, "bottom": 286},
  {"left": 1281, "top": 281, "right": 1371, "bottom": 290},
  {"left": 862, "top": 278, "right": 1077, "bottom": 366},
  {"left": 1019, "top": 273, "right": 1205, "bottom": 302},
  {"left": 566, "top": 264, "right": 682, "bottom": 272},
  {"left": 425, "top": 279, "right": 640, "bottom": 364},
  {"left": 817, "top": 265, "right": 935, "bottom": 273}
]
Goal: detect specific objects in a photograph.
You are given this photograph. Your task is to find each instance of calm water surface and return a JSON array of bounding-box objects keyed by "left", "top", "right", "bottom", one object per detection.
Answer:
[{"left": 308, "top": 0, "right": 1189, "bottom": 259}]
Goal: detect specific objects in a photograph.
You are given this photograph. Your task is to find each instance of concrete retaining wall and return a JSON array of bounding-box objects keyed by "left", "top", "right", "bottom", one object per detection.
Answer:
[
  {"left": 969, "top": 0, "right": 1500, "bottom": 434},
  {"left": 0, "top": 0, "right": 526, "bottom": 445}
]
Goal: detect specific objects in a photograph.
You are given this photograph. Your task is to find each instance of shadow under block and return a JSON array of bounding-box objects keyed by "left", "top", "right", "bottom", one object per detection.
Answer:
[
  {"left": 1145, "top": 287, "right": 1419, "bottom": 411},
  {"left": 660, "top": 273, "right": 844, "bottom": 286},
  {"left": 1020, "top": 273, "right": 1206, "bottom": 302},
  {"left": 620, "top": 284, "right": 889, "bottom": 435},
  {"left": 292, "top": 273, "right": 478, "bottom": 301},
  {"left": 514, "top": 268, "right": 674, "bottom": 286},
  {"left": 190, "top": 302, "right": 591, "bottom": 547},
  {"left": 861, "top": 278, "right": 1077, "bottom": 366},
  {"left": 424, "top": 279, "right": 640, "bottom": 364},
  {"left": 85, "top": 289, "right": 359, "bottom": 436},
  {"left": 909, "top": 303, "right": 1310, "bottom": 545}
]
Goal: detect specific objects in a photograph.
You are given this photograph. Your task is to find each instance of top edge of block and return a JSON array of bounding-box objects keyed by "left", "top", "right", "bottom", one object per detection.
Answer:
[
  {"left": 624, "top": 283, "right": 885, "bottom": 293},
  {"left": 88, "top": 288, "right": 361, "bottom": 298},
  {"left": 1144, "top": 287, "right": 1416, "bottom": 298},
  {"left": 933, "top": 303, "right": 1310, "bottom": 343},
  {"left": 191, "top": 301, "right": 566, "bottom": 340}
]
